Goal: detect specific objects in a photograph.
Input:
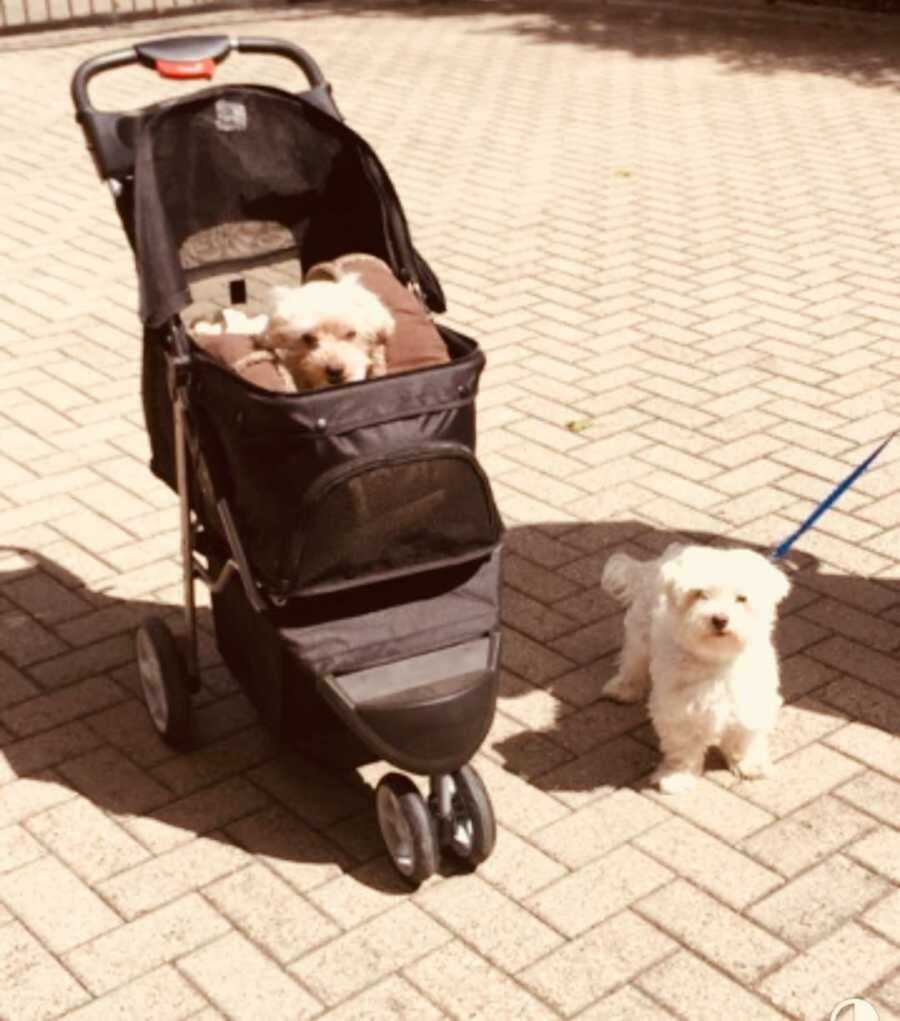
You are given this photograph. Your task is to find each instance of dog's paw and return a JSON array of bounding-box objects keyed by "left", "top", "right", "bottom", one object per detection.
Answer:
[
  {"left": 601, "top": 673, "right": 646, "bottom": 704},
  {"left": 730, "top": 758, "right": 773, "bottom": 781},
  {"left": 654, "top": 768, "right": 698, "bottom": 795}
]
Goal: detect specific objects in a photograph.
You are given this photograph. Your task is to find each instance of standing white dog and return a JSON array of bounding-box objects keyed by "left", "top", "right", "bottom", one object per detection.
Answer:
[{"left": 601, "top": 544, "right": 790, "bottom": 794}]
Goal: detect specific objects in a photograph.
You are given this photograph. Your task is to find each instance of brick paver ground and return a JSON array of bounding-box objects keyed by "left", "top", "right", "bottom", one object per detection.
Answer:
[{"left": 1, "top": 3, "right": 899, "bottom": 1019}]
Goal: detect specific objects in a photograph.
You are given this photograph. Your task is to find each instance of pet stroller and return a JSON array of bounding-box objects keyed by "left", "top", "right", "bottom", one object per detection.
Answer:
[{"left": 71, "top": 34, "right": 504, "bottom": 885}]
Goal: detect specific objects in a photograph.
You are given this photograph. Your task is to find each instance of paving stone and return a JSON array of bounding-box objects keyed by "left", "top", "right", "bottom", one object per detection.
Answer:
[
  {"left": 0, "top": 823, "right": 44, "bottom": 874},
  {"left": 417, "top": 872, "right": 563, "bottom": 971},
  {"left": 864, "top": 889, "right": 900, "bottom": 945},
  {"left": 65, "top": 893, "right": 231, "bottom": 995},
  {"left": 574, "top": 985, "right": 677, "bottom": 1020},
  {"left": 0, "top": 921, "right": 90, "bottom": 1021},
  {"left": 476, "top": 825, "right": 568, "bottom": 901},
  {"left": 521, "top": 910, "right": 676, "bottom": 1017},
  {"left": 526, "top": 844, "right": 672, "bottom": 938},
  {"left": 205, "top": 863, "right": 340, "bottom": 963},
  {"left": 636, "top": 879, "right": 792, "bottom": 984},
  {"left": 748, "top": 855, "right": 890, "bottom": 949},
  {"left": 846, "top": 828, "right": 900, "bottom": 884},
  {"left": 225, "top": 804, "right": 348, "bottom": 893},
  {"left": 57, "top": 964, "right": 205, "bottom": 1021},
  {"left": 637, "top": 951, "right": 789, "bottom": 1021},
  {"left": 647, "top": 776, "right": 774, "bottom": 843},
  {"left": 122, "top": 776, "right": 269, "bottom": 854},
  {"left": 1, "top": 675, "right": 124, "bottom": 737},
  {"left": 532, "top": 788, "right": 670, "bottom": 869},
  {"left": 58, "top": 745, "right": 172, "bottom": 815},
  {"left": 0, "top": 719, "right": 102, "bottom": 777},
  {"left": 178, "top": 931, "right": 321, "bottom": 1020},
  {"left": 635, "top": 815, "right": 782, "bottom": 908},
  {"left": 728, "top": 742, "right": 864, "bottom": 817},
  {"left": 406, "top": 940, "right": 556, "bottom": 1021},
  {"left": 739, "top": 795, "right": 876, "bottom": 879},
  {"left": 469, "top": 756, "right": 570, "bottom": 837},
  {"left": 315, "top": 975, "right": 446, "bottom": 1021},
  {"left": 826, "top": 722, "right": 900, "bottom": 780},
  {"left": 0, "top": 771, "right": 75, "bottom": 827},
  {"left": 25, "top": 796, "right": 148, "bottom": 884},
  {"left": 760, "top": 923, "right": 898, "bottom": 1021},
  {"left": 98, "top": 833, "right": 248, "bottom": 919},
  {"left": 291, "top": 902, "right": 451, "bottom": 1006}
]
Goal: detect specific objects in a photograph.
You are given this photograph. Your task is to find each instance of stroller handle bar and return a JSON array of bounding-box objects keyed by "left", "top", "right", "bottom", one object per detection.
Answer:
[
  {"left": 71, "top": 35, "right": 336, "bottom": 180},
  {"left": 71, "top": 34, "right": 328, "bottom": 117}
]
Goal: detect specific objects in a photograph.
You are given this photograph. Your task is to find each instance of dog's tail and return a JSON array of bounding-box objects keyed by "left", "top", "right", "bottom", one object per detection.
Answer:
[{"left": 601, "top": 552, "right": 645, "bottom": 605}]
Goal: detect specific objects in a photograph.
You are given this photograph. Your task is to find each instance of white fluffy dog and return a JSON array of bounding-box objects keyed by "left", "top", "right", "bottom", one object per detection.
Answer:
[
  {"left": 261, "top": 275, "right": 393, "bottom": 389},
  {"left": 601, "top": 544, "right": 790, "bottom": 794}
]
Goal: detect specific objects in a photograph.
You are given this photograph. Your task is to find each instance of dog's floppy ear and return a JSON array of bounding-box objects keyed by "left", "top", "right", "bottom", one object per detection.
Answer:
[
  {"left": 658, "top": 546, "right": 693, "bottom": 607},
  {"left": 258, "top": 315, "right": 286, "bottom": 349},
  {"left": 758, "top": 557, "right": 791, "bottom": 606},
  {"left": 337, "top": 273, "right": 395, "bottom": 344},
  {"left": 259, "top": 286, "right": 300, "bottom": 349},
  {"left": 266, "top": 285, "right": 295, "bottom": 314}
]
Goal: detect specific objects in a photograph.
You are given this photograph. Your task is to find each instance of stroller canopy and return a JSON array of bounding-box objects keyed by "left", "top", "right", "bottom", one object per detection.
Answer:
[{"left": 130, "top": 84, "right": 443, "bottom": 326}]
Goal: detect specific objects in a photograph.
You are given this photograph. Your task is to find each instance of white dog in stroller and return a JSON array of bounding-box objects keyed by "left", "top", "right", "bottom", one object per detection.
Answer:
[
  {"left": 191, "top": 273, "right": 395, "bottom": 390},
  {"left": 261, "top": 273, "right": 394, "bottom": 388},
  {"left": 601, "top": 543, "right": 791, "bottom": 794}
]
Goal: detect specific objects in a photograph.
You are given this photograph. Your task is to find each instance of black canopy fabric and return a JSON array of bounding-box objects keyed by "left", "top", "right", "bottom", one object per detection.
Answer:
[{"left": 131, "top": 84, "right": 444, "bottom": 327}]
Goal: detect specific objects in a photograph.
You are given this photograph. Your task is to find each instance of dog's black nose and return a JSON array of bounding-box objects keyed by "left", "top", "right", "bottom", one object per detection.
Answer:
[
  {"left": 325, "top": 366, "right": 344, "bottom": 384},
  {"left": 711, "top": 614, "right": 729, "bottom": 633}
]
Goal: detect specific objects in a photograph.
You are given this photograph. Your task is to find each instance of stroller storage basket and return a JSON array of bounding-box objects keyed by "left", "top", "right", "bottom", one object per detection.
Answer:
[{"left": 290, "top": 443, "right": 501, "bottom": 594}]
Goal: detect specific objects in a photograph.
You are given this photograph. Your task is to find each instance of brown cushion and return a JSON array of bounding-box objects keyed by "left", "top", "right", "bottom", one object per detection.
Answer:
[
  {"left": 192, "top": 331, "right": 296, "bottom": 393},
  {"left": 306, "top": 254, "right": 450, "bottom": 375}
]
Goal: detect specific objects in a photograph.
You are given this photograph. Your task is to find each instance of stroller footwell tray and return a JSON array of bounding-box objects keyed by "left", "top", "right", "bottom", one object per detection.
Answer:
[{"left": 317, "top": 637, "right": 498, "bottom": 775}]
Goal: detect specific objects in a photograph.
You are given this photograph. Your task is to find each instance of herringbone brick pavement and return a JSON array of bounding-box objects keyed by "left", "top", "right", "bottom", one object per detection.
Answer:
[{"left": 0, "top": 3, "right": 898, "bottom": 1019}]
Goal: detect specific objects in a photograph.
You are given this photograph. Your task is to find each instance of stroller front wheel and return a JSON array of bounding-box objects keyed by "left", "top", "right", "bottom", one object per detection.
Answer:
[
  {"left": 375, "top": 773, "right": 438, "bottom": 887},
  {"left": 136, "top": 617, "right": 192, "bottom": 750},
  {"left": 446, "top": 763, "right": 496, "bottom": 867}
]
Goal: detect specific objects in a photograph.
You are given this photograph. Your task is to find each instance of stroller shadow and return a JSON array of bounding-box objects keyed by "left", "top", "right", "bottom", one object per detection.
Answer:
[
  {"left": 490, "top": 520, "right": 900, "bottom": 799},
  {"left": 2, "top": 524, "right": 897, "bottom": 881},
  {"left": 0, "top": 547, "right": 414, "bottom": 895}
]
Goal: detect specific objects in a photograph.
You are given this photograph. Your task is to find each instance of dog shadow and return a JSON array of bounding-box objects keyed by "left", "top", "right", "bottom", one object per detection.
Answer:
[
  {"left": 490, "top": 520, "right": 900, "bottom": 799},
  {"left": 0, "top": 547, "right": 416, "bottom": 895}
]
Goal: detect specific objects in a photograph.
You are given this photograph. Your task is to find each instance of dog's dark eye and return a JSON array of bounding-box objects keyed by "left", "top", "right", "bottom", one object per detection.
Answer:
[
  {"left": 301, "top": 332, "right": 317, "bottom": 347},
  {"left": 692, "top": 589, "right": 707, "bottom": 600},
  {"left": 344, "top": 329, "right": 357, "bottom": 340},
  {"left": 736, "top": 594, "right": 748, "bottom": 604}
]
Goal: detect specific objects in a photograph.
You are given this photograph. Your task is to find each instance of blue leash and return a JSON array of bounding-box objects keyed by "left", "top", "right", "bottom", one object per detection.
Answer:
[{"left": 770, "top": 431, "right": 896, "bottom": 561}]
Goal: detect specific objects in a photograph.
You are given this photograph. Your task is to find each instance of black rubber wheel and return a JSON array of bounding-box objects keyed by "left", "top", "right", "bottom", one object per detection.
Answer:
[
  {"left": 135, "top": 617, "right": 192, "bottom": 750},
  {"left": 446, "top": 763, "right": 496, "bottom": 868},
  {"left": 375, "top": 773, "right": 439, "bottom": 887}
]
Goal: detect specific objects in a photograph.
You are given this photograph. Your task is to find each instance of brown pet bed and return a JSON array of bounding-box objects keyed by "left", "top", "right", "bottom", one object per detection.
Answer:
[{"left": 190, "top": 254, "right": 449, "bottom": 392}]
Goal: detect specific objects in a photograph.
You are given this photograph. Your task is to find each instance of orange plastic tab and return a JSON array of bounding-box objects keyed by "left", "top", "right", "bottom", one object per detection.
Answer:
[{"left": 155, "top": 58, "right": 215, "bottom": 80}]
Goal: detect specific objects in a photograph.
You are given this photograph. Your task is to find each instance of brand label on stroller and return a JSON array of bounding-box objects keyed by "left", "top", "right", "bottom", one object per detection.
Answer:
[{"left": 215, "top": 99, "right": 247, "bottom": 132}]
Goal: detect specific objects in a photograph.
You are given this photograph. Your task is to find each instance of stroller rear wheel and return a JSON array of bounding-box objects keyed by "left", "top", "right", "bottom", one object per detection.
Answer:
[
  {"left": 445, "top": 764, "right": 496, "bottom": 868},
  {"left": 136, "top": 617, "right": 192, "bottom": 750},
  {"left": 375, "top": 773, "right": 438, "bottom": 887}
]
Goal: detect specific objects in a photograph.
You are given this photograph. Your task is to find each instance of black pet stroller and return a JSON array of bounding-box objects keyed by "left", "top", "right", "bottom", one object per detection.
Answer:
[{"left": 71, "top": 35, "right": 504, "bottom": 885}]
